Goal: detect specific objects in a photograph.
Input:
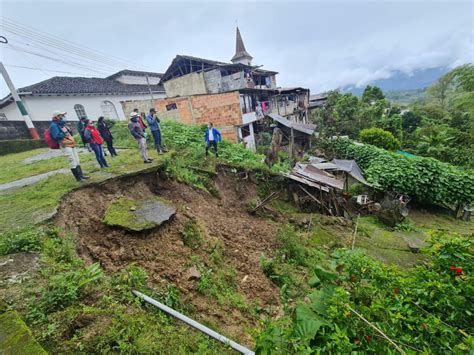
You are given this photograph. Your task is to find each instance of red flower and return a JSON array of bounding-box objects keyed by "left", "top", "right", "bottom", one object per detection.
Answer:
[
  {"left": 450, "top": 265, "right": 456, "bottom": 270},
  {"left": 455, "top": 267, "right": 463, "bottom": 275},
  {"left": 393, "top": 287, "right": 400, "bottom": 294},
  {"left": 365, "top": 335, "right": 372, "bottom": 343}
]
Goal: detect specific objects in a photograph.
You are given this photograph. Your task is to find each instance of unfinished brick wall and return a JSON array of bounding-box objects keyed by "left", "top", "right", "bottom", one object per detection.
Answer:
[{"left": 151, "top": 92, "right": 242, "bottom": 142}]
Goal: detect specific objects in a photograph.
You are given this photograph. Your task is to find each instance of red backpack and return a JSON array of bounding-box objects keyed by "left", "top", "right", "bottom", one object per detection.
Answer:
[{"left": 44, "top": 128, "right": 60, "bottom": 149}]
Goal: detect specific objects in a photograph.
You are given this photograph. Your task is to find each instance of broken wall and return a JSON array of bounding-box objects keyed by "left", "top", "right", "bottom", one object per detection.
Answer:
[{"left": 164, "top": 72, "right": 208, "bottom": 97}]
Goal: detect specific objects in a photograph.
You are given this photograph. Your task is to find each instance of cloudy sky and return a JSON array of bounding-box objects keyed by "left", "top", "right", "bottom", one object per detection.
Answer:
[{"left": 0, "top": 0, "right": 472, "bottom": 97}]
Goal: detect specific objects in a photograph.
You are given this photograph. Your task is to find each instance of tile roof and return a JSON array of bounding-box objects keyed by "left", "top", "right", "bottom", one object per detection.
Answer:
[
  {"left": 17, "top": 76, "right": 164, "bottom": 95},
  {"left": 0, "top": 71, "right": 165, "bottom": 108}
]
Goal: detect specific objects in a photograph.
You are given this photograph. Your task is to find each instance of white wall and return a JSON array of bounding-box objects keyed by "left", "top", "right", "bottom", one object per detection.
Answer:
[
  {"left": 0, "top": 92, "right": 165, "bottom": 122},
  {"left": 115, "top": 75, "right": 161, "bottom": 85}
]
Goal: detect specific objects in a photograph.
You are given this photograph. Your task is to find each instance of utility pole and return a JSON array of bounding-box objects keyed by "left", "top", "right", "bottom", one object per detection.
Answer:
[
  {"left": 145, "top": 75, "right": 155, "bottom": 108},
  {"left": 0, "top": 61, "right": 40, "bottom": 139}
]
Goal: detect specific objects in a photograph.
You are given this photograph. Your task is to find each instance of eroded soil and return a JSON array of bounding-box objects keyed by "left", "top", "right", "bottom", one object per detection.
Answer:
[{"left": 54, "top": 168, "right": 282, "bottom": 344}]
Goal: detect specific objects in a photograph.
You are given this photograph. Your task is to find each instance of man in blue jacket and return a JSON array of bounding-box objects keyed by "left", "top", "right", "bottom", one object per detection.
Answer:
[
  {"left": 204, "top": 122, "right": 222, "bottom": 157},
  {"left": 145, "top": 108, "right": 164, "bottom": 154},
  {"left": 49, "top": 110, "right": 89, "bottom": 181}
]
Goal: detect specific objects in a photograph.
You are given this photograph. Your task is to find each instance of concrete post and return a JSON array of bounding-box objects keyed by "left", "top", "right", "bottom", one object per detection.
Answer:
[{"left": 0, "top": 62, "right": 40, "bottom": 139}]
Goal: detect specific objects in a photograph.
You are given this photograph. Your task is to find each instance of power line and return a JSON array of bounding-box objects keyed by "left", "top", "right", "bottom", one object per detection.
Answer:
[
  {"left": 3, "top": 64, "right": 98, "bottom": 76},
  {"left": 0, "top": 17, "right": 155, "bottom": 71},
  {"left": 0, "top": 18, "right": 138, "bottom": 69},
  {"left": 3, "top": 44, "right": 111, "bottom": 75},
  {"left": 0, "top": 29, "right": 122, "bottom": 70},
  {"left": 3, "top": 33, "right": 124, "bottom": 72}
]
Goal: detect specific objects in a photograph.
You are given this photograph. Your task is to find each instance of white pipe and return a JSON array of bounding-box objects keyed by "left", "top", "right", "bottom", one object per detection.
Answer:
[{"left": 132, "top": 290, "right": 255, "bottom": 355}]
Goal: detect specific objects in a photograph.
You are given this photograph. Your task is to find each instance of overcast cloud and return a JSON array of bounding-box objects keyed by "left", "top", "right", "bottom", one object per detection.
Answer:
[{"left": 0, "top": 0, "right": 472, "bottom": 97}]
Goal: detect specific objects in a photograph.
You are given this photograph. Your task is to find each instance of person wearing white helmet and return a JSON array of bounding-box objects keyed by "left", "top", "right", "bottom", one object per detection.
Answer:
[
  {"left": 128, "top": 111, "right": 153, "bottom": 163},
  {"left": 49, "top": 110, "right": 89, "bottom": 181}
]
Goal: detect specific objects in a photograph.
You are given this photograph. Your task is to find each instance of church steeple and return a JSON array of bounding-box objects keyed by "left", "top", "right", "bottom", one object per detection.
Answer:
[{"left": 231, "top": 27, "right": 253, "bottom": 66}]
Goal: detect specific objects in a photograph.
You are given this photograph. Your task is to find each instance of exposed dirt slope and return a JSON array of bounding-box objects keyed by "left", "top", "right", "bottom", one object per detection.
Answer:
[{"left": 54, "top": 170, "right": 281, "bottom": 344}]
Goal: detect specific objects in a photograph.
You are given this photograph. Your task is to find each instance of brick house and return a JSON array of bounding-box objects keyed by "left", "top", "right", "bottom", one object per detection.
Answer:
[{"left": 129, "top": 27, "right": 310, "bottom": 148}]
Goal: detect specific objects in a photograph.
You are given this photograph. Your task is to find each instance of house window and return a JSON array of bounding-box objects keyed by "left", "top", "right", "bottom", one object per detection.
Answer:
[
  {"left": 166, "top": 103, "right": 177, "bottom": 111},
  {"left": 74, "top": 104, "right": 87, "bottom": 120},
  {"left": 100, "top": 100, "right": 119, "bottom": 120}
]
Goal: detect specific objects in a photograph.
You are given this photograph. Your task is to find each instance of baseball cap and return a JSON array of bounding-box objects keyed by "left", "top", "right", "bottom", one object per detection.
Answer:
[
  {"left": 130, "top": 112, "right": 139, "bottom": 118},
  {"left": 52, "top": 110, "right": 67, "bottom": 118}
]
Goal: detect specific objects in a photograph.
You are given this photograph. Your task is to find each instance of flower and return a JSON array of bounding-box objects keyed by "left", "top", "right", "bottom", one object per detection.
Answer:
[
  {"left": 365, "top": 335, "right": 372, "bottom": 343},
  {"left": 454, "top": 267, "right": 463, "bottom": 275},
  {"left": 450, "top": 265, "right": 456, "bottom": 270}
]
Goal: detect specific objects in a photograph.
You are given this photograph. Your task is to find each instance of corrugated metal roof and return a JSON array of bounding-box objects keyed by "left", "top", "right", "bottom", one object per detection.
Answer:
[
  {"left": 331, "top": 159, "right": 368, "bottom": 185},
  {"left": 267, "top": 113, "right": 316, "bottom": 135}
]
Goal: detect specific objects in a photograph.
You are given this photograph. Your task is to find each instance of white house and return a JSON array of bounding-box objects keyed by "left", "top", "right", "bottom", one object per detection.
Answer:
[{"left": 0, "top": 70, "right": 165, "bottom": 139}]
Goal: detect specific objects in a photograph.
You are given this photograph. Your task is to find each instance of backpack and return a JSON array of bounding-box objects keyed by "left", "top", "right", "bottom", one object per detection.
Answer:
[{"left": 44, "top": 128, "right": 60, "bottom": 149}]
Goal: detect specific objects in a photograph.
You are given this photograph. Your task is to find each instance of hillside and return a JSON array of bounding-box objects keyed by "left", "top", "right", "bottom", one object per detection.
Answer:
[{"left": 342, "top": 66, "right": 448, "bottom": 96}]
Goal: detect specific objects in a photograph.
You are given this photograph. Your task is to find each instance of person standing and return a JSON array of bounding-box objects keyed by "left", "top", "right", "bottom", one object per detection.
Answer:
[
  {"left": 77, "top": 117, "right": 92, "bottom": 152},
  {"left": 204, "top": 122, "right": 222, "bottom": 157},
  {"left": 84, "top": 119, "right": 109, "bottom": 168},
  {"left": 49, "top": 110, "right": 89, "bottom": 181},
  {"left": 145, "top": 108, "right": 164, "bottom": 154},
  {"left": 132, "top": 108, "right": 148, "bottom": 130},
  {"left": 97, "top": 116, "right": 118, "bottom": 156},
  {"left": 128, "top": 112, "right": 153, "bottom": 163}
]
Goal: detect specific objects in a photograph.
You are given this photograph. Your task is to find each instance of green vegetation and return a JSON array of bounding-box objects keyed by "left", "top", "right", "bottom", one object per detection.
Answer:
[
  {"left": 359, "top": 127, "right": 401, "bottom": 151},
  {"left": 0, "top": 118, "right": 472, "bottom": 354},
  {"left": 328, "top": 138, "right": 474, "bottom": 206},
  {"left": 254, "top": 232, "right": 474, "bottom": 353},
  {"left": 312, "top": 64, "right": 474, "bottom": 168},
  {"left": 0, "top": 227, "right": 43, "bottom": 255}
]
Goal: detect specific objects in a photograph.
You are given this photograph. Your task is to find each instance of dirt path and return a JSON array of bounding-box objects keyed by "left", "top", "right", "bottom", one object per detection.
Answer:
[{"left": 54, "top": 170, "right": 281, "bottom": 345}]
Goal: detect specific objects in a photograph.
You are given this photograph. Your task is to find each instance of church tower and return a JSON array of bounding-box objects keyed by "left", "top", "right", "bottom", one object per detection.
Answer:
[{"left": 230, "top": 27, "right": 253, "bottom": 66}]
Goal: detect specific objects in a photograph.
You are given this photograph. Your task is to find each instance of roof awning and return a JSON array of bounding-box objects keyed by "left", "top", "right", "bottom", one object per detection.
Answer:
[{"left": 267, "top": 113, "right": 316, "bottom": 135}]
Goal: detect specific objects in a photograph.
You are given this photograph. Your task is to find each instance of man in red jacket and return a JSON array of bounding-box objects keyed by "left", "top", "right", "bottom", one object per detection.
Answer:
[{"left": 84, "top": 119, "right": 109, "bottom": 168}]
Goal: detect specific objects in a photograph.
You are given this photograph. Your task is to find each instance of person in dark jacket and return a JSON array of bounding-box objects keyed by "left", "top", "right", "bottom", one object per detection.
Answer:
[
  {"left": 97, "top": 116, "right": 117, "bottom": 156},
  {"left": 204, "top": 122, "right": 222, "bottom": 157},
  {"left": 50, "top": 110, "right": 89, "bottom": 181},
  {"left": 84, "top": 119, "right": 109, "bottom": 168},
  {"left": 128, "top": 112, "right": 152, "bottom": 163},
  {"left": 77, "top": 117, "right": 92, "bottom": 152},
  {"left": 145, "top": 108, "right": 165, "bottom": 154}
]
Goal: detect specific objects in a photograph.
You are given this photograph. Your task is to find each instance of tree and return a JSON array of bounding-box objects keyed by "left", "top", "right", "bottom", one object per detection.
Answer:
[
  {"left": 359, "top": 127, "right": 401, "bottom": 151},
  {"left": 361, "top": 85, "right": 385, "bottom": 104}
]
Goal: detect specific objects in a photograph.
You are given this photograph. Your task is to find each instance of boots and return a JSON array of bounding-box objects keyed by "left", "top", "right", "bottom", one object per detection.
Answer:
[
  {"left": 76, "top": 165, "right": 89, "bottom": 180},
  {"left": 71, "top": 168, "right": 82, "bottom": 182}
]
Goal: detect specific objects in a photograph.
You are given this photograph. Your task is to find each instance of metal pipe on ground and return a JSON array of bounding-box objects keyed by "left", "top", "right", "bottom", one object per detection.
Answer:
[{"left": 132, "top": 290, "right": 255, "bottom": 355}]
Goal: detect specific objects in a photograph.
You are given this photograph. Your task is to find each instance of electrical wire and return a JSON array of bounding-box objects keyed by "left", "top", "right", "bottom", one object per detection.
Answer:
[
  {"left": 3, "top": 64, "right": 97, "bottom": 76},
  {"left": 0, "top": 17, "right": 154, "bottom": 71},
  {"left": 0, "top": 19, "right": 138, "bottom": 70},
  {"left": 3, "top": 44, "right": 111, "bottom": 75}
]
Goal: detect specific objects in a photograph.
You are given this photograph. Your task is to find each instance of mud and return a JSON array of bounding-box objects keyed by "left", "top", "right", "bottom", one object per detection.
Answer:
[{"left": 54, "top": 168, "right": 281, "bottom": 344}]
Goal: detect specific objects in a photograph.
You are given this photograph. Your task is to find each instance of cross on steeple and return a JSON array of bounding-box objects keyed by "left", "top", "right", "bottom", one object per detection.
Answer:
[{"left": 231, "top": 27, "right": 253, "bottom": 66}]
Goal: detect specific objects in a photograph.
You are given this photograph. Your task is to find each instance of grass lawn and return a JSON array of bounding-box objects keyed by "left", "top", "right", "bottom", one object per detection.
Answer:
[{"left": 0, "top": 148, "right": 170, "bottom": 231}]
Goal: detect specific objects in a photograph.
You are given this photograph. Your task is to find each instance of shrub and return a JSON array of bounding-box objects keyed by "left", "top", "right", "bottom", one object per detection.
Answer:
[
  {"left": 0, "top": 227, "right": 43, "bottom": 255},
  {"left": 255, "top": 233, "right": 474, "bottom": 353},
  {"left": 359, "top": 127, "right": 401, "bottom": 151}
]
